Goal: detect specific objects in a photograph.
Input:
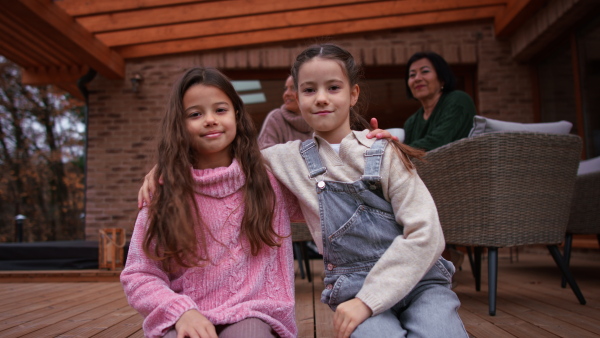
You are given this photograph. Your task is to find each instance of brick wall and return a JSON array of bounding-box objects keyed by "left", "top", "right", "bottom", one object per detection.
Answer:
[{"left": 85, "top": 21, "right": 534, "bottom": 238}]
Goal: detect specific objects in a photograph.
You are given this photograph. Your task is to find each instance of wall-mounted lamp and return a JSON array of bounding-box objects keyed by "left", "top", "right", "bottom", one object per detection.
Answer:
[{"left": 130, "top": 73, "right": 143, "bottom": 93}]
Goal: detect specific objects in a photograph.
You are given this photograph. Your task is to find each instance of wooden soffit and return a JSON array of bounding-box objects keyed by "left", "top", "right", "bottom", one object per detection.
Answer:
[{"left": 0, "top": 0, "right": 547, "bottom": 94}]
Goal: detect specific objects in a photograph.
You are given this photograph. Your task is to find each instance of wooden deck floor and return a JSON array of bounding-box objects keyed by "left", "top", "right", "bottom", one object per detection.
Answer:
[{"left": 0, "top": 248, "right": 598, "bottom": 337}]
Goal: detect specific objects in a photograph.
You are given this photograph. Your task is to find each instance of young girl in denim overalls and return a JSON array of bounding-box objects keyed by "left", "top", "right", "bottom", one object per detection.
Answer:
[{"left": 262, "top": 44, "right": 468, "bottom": 337}]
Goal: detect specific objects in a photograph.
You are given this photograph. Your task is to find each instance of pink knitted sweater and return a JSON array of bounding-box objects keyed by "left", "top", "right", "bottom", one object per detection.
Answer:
[{"left": 121, "top": 160, "right": 300, "bottom": 338}]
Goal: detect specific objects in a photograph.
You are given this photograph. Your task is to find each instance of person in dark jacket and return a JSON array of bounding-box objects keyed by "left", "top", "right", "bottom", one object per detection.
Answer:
[{"left": 403, "top": 51, "right": 476, "bottom": 151}]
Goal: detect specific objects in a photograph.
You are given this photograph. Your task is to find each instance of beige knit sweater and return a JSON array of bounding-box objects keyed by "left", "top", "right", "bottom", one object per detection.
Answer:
[{"left": 262, "top": 129, "right": 445, "bottom": 316}]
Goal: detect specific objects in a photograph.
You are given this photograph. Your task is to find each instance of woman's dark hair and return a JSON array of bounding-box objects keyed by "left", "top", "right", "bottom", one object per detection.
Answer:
[
  {"left": 144, "top": 67, "right": 280, "bottom": 272},
  {"left": 291, "top": 43, "right": 370, "bottom": 131},
  {"left": 405, "top": 51, "right": 457, "bottom": 99}
]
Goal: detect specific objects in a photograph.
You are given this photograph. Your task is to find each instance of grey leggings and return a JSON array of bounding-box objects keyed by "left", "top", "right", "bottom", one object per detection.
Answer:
[{"left": 163, "top": 317, "right": 277, "bottom": 338}]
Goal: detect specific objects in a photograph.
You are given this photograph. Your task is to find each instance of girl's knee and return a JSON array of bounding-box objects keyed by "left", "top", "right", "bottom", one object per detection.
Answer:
[{"left": 217, "top": 318, "right": 277, "bottom": 338}]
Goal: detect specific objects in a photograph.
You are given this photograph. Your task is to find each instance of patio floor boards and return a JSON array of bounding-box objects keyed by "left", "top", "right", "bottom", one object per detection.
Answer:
[{"left": 0, "top": 248, "right": 598, "bottom": 337}]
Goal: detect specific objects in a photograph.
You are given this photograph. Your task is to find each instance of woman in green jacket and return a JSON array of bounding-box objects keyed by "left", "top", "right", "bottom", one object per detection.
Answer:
[{"left": 403, "top": 51, "right": 477, "bottom": 151}]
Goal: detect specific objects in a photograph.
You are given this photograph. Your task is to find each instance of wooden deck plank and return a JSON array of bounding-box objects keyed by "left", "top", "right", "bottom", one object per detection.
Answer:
[
  {"left": 0, "top": 250, "right": 598, "bottom": 337},
  {"left": 0, "top": 282, "right": 74, "bottom": 307},
  {"left": 455, "top": 292, "right": 557, "bottom": 337},
  {"left": 88, "top": 313, "right": 143, "bottom": 337},
  {"left": 0, "top": 270, "right": 121, "bottom": 283},
  {"left": 19, "top": 296, "right": 131, "bottom": 337},
  {"left": 0, "top": 283, "right": 116, "bottom": 320},
  {"left": 126, "top": 328, "right": 146, "bottom": 338},
  {"left": 0, "top": 283, "right": 48, "bottom": 297},
  {"left": 56, "top": 302, "right": 139, "bottom": 337},
  {"left": 294, "top": 262, "right": 315, "bottom": 338},
  {"left": 0, "top": 283, "right": 117, "bottom": 324},
  {"left": 457, "top": 307, "right": 521, "bottom": 337},
  {"left": 0, "top": 285, "right": 125, "bottom": 336}
]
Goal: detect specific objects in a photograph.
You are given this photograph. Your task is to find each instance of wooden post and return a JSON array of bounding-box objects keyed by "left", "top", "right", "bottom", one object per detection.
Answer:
[{"left": 98, "top": 228, "right": 126, "bottom": 270}]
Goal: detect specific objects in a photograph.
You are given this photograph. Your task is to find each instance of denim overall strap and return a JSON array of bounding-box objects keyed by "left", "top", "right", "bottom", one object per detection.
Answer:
[
  {"left": 361, "top": 139, "right": 387, "bottom": 190},
  {"left": 300, "top": 139, "right": 326, "bottom": 178}
]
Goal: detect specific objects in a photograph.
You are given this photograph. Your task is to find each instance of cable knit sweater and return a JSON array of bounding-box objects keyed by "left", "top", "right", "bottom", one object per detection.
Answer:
[
  {"left": 121, "top": 160, "right": 300, "bottom": 338},
  {"left": 258, "top": 104, "right": 313, "bottom": 149}
]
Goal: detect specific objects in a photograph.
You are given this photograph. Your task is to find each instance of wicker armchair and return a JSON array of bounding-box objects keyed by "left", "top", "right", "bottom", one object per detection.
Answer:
[
  {"left": 414, "top": 132, "right": 586, "bottom": 316},
  {"left": 561, "top": 169, "right": 600, "bottom": 287},
  {"left": 291, "top": 221, "right": 313, "bottom": 282}
]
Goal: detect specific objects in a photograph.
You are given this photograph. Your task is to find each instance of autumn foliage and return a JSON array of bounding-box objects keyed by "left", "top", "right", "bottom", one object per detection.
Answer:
[{"left": 0, "top": 57, "right": 85, "bottom": 242}]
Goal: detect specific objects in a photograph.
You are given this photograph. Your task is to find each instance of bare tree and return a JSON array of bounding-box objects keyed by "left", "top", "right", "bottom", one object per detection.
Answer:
[{"left": 0, "top": 57, "right": 85, "bottom": 242}]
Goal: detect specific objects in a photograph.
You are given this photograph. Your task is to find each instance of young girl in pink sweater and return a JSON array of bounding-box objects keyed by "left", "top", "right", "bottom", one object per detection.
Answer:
[{"left": 120, "top": 67, "right": 301, "bottom": 338}]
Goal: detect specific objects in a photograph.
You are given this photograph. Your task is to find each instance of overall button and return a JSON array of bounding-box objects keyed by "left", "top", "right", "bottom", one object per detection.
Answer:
[
  {"left": 327, "top": 263, "right": 334, "bottom": 271},
  {"left": 317, "top": 181, "right": 326, "bottom": 189},
  {"left": 326, "top": 284, "right": 333, "bottom": 290}
]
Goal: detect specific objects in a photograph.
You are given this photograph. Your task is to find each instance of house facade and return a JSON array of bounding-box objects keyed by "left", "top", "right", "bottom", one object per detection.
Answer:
[{"left": 0, "top": 0, "right": 598, "bottom": 238}]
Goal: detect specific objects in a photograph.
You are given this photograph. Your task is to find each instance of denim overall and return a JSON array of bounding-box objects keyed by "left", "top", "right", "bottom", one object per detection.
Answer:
[{"left": 300, "top": 139, "right": 467, "bottom": 338}]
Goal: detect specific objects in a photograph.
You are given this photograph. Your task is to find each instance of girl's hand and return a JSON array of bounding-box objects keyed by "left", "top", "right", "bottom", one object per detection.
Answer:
[
  {"left": 333, "top": 298, "right": 372, "bottom": 338},
  {"left": 137, "top": 165, "right": 159, "bottom": 209},
  {"left": 175, "top": 309, "right": 217, "bottom": 338},
  {"left": 366, "top": 118, "right": 398, "bottom": 140}
]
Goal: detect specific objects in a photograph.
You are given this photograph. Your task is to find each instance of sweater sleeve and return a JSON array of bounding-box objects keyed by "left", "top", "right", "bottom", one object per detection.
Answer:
[
  {"left": 258, "top": 109, "right": 284, "bottom": 150},
  {"left": 355, "top": 147, "right": 445, "bottom": 316},
  {"left": 281, "top": 183, "right": 304, "bottom": 221},
  {"left": 120, "top": 209, "right": 199, "bottom": 338},
  {"left": 407, "top": 91, "right": 476, "bottom": 151}
]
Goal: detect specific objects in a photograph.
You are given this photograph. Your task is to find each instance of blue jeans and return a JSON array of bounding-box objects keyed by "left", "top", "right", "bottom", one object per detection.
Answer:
[{"left": 352, "top": 259, "right": 466, "bottom": 337}]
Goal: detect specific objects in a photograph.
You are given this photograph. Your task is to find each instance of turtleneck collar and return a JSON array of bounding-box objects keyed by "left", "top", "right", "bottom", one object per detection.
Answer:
[
  {"left": 191, "top": 159, "right": 245, "bottom": 198},
  {"left": 279, "top": 104, "right": 313, "bottom": 134}
]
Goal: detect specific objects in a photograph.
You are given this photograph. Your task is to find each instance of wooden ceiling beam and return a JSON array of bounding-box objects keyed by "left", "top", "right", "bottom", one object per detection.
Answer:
[
  {"left": 0, "top": 22, "right": 44, "bottom": 67},
  {"left": 0, "top": 39, "right": 41, "bottom": 68},
  {"left": 0, "top": 11, "right": 78, "bottom": 66},
  {"left": 117, "top": 6, "right": 502, "bottom": 59},
  {"left": 0, "top": 0, "right": 125, "bottom": 80},
  {"left": 494, "top": 0, "right": 548, "bottom": 38},
  {"left": 55, "top": 0, "right": 206, "bottom": 16},
  {"left": 76, "top": 0, "right": 394, "bottom": 33},
  {"left": 97, "top": 0, "right": 506, "bottom": 47},
  {"left": 21, "top": 65, "right": 90, "bottom": 85}
]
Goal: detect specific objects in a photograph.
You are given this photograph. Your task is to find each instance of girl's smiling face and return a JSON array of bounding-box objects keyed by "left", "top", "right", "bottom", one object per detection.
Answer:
[
  {"left": 296, "top": 57, "right": 359, "bottom": 144},
  {"left": 184, "top": 84, "right": 236, "bottom": 169}
]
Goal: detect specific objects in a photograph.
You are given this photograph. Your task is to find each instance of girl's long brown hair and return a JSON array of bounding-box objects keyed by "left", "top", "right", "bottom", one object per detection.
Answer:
[
  {"left": 291, "top": 43, "right": 425, "bottom": 169},
  {"left": 143, "top": 67, "right": 280, "bottom": 271}
]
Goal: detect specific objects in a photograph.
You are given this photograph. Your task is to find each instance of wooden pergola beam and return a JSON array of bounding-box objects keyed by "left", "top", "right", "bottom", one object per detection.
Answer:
[
  {"left": 0, "top": 10, "right": 79, "bottom": 67},
  {"left": 55, "top": 0, "right": 202, "bottom": 16},
  {"left": 97, "top": 0, "right": 506, "bottom": 47},
  {"left": 0, "top": 0, "right": 125, "bottom": 80},
  {"left": 21, "top": 65, "right": 90, "bottom": 86},
  {"left": 73, "top": 0, "right": 508, "bottom": 34},
  {"left": 494, "top": 0, "right": 548, "bottom": 38},
  {"left": 71, "top": 0, "right": 375, "bottom": 32},
  {"left": 116, "top": 6, "right": 502, "bottom": 58}
]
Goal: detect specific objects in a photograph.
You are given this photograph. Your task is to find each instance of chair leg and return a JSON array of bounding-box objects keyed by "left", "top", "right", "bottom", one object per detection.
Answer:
[
  {"left": 488, "top": 247, "right": 498, "bottom": 316},
  {"left": 561, "top": 233, "right": 573, "bottom": 288},
  {"left": 299, "top": 241, "right": 312, "bottom": 282},
  {"left": 547, "top": 245, "right": 586, "bottom": 305},
  {"left": 474, "top": 247, "right": 482, "bottom": 292},
  {"left": 293, "top": 242, "right": 306, "bottom": 279},
  {"left": 466, "top": 246, "right": 474, "bottom": 275}
]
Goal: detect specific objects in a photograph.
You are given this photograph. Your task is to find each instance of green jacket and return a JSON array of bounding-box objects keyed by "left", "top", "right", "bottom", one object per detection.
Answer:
[{"left": 404, "top": 90, "right": 476, "bottom": 151}]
